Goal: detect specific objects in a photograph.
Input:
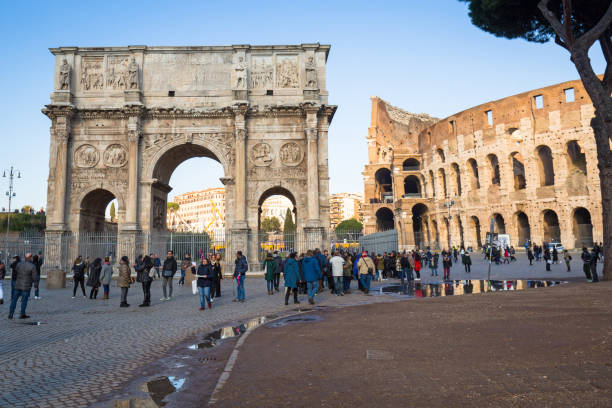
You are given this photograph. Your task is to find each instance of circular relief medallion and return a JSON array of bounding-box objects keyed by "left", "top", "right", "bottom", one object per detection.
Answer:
[
  {"left": 279, "top": 142, "right": 304, "bottom": 167},
  {"left": 250, "top": 142, "right": 274, "bottom": 167},
  {"left": 103, "top": 144, "right": 128, "bottom": 168},
  {"left": 74, "top": 144, "right": 100, "bottom": 168}
]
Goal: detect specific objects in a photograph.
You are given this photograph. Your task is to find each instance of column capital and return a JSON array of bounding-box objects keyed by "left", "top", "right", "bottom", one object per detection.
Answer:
[{"left": 305, "top": 128, "right": 318, "bottom": 140}]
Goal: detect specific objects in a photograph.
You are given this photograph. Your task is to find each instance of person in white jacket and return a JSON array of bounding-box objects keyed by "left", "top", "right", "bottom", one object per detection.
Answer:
[{"left": 329, "top": 252, "right": 345, "bottom": 296}]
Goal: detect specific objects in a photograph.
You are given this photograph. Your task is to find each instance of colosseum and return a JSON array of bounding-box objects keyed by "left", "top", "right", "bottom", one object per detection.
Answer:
[{"left": 362, "top": 79, "right": 603, "bottom": 251}]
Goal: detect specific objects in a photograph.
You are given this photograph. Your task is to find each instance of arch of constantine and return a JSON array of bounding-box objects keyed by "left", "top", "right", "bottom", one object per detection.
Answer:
[
  {"left": 363, "top": 79, "right": 603, "bottom": 251},
  {"left": 43, "top": 44, "right": 336, "bottom": 271}
]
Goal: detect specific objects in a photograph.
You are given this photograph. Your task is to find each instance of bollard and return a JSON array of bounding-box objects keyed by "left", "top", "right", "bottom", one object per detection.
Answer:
[{"left": 46, "top": 269, "right": 67, "bottom": 289}]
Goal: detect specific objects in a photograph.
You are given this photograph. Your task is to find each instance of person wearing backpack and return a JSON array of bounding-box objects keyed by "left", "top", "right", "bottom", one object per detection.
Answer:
[
  {"left": 71, "top": 256, "right": 87, "bottom": 298},
  {"left": 357, "top": 251, "right": 375, "bottom": 294},
  {"left": 581, "top": 247, "right": 592, "bottom": 281},
  {"left": 161, "top": 251, "right": 177, "bottom": 301}
]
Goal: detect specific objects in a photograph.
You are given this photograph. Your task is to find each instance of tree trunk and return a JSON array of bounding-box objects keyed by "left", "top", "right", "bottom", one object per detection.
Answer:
[{"left": 570, "top": 49, "right": 612, "bottom": 280}]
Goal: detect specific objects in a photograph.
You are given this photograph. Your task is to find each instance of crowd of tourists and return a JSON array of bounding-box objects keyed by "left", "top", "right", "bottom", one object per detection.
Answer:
[{"left": 1, "top": 240, "right": 605, "bottom": 320}]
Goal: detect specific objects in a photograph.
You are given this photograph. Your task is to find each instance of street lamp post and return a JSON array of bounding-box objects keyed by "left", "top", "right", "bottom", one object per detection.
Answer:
[
  {"left": 442, "top": 193, "right": 455, "bottom": 251},
  {"left": 3, "top": 166, "right": 21, "bottom": 266}
]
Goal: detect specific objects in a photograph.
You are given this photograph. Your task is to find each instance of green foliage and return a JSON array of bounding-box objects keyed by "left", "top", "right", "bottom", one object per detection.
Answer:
[
  {"left": 0, "top": 212, "right": 46, "bottom": 232},
  {"left": 283, "top": 208, "right": 296, "bottom": 250},
  {"left": 459, "top": 0, "right": 609, "bottom": 43},
  {"left": 167, "top": 202, "right": 179, "bottom": 212},
  {"left": 261, "top": 216, "right": 281, "bottom": 232},
  {"left": 110, "top": 202, "right": 116, "bottom": 220},
  {"left": 335, "top": 218, "right": 363, "bottom": 234}
]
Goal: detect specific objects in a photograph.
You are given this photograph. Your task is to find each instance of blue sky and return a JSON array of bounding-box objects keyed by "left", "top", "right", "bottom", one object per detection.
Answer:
[{"left": 0, "top": 0, "right": 605, "bottom": 211}]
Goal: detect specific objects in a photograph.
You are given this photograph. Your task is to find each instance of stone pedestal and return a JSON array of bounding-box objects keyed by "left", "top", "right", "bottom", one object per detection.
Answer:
[
  {"left": 232, "top": 90, "right": 247, "bottom": 101},
  {"left": 303, "top": 88, "right": 319, "bottom": 102},
  {"left": 46, "top": 269, "right": 66, "bottom": 289},
  {"left": 124, "top": 89, "right": 142, "bottom": 105},
  {"left": 50, "top": 90, "right": 72, "bottom": 105}
]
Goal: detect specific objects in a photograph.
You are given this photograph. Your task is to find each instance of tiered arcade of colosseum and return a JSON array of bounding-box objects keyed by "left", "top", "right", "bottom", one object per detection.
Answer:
[{"left": 363, "top": 79, "right": 603, "bottom": 251}]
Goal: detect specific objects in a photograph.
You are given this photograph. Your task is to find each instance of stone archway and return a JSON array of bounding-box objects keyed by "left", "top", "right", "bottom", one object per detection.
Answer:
[{"left": 43, "top": 44, "right": 336, "bottom": 272}]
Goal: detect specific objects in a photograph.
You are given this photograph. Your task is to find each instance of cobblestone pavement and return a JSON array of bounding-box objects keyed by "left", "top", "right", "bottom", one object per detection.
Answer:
[{"left": 0, "top": 255, "right": 602, "bottom": 408}]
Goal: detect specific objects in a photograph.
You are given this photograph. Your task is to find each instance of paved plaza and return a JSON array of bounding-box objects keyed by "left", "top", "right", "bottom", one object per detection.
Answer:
[{"left": 0, "top": 255, "right": 603, "bottom": 407}]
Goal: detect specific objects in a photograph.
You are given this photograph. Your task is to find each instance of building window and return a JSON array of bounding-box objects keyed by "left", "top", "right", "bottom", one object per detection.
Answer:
[
  {"left": 564, "top": 88, "right": 575, "bottom": 103},
  {"left": 485, "top": 110, "right": 493, "bottom": 126},
  {"left": 534, "top": 94, "right": 543, "bottom": 109}
]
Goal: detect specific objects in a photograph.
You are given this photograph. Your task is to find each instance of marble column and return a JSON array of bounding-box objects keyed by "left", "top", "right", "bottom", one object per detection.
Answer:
[
  {"left": 306, "top": 127, "right": 320, "bottom": 225},
  {"left": 51, "top": 114, "right": 71, "bottom": 229},
  {"left": 234, "top": 120, "right": 248, "bottom": 229},
  {"left": 124, "top": 115, "right": 141, "bottom": 230}
]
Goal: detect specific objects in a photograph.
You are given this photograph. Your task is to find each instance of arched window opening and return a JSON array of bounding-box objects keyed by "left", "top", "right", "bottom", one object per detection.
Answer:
[
  {"left": 536, "top": 145, "right": 555, "bottom": 186},
  {"left": 431, "top": 220, "right": 440, "bottom": 249},
  {"left": 376, "top": 207, "right": 395, "bottom": 232},
  {"left": 467, "top": 159, "right": 480, "bottom": 190},
  {"left": 515, "top": 211, "right": 530, "bottom": 246},
  {"left": 451, "top": 163, "right": 462, "bottom": 196},
  {"left": 429, "top": 170, "right": 436, "bottom": 198},
  {"left": 438, "top": 168, "right": 448, "bottom": 197},
  {"left": 403, "top": 175, "right": 421, "bottom": 197},
  {"left": 412, "top": 204, "right": 428, "bottom": 249},
  {"left": 572, "top": 207, "right": 593, "bottom": 248},
  {"left": 402, "top": 158, "right": 420, "bottom": 171},
  {"left": 471, "top": 216, "right": 482, "bottom": 249},
  {"left": 567, "top": 141, "right": 587, "bottom": 174},
  {"left": 542, "top": 210, "right": 561, "bottom": 242},
  {"left": 487, "top": 154, "right": 500, "bottom": 185},
  {"left": 510, "top": 152, "right": 526, "bottom": 190},
  {"left": 493, "top": 213, "right": 506, "bottom": 234},
  {"left": 374, "top": 168, "right": 393, "bottom": 203},
  {"left": 436, "top": 148, "right": 445, "bottom": 163}
]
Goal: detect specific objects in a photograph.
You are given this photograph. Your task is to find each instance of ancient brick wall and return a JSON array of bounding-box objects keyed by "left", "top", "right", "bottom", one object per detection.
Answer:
[{"left": 363, "top": 80, "right": 603, "bottom": 250}]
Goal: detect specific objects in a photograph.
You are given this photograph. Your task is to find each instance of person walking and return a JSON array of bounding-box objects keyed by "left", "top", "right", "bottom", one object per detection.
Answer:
[
  {"left": 283, "top": 252, "right": 301, "bottom": 305},
  {"left": 194, "top": 257, "right": 213, "bottom": 310},
  {"left": 9, "top": 256, "right": 20, "bottom": 298},
  {"left": 376, "top": 255, "right": 384, "bottom": 282},
  {"left": 273, "top": 251, "right": 283, "bottom": 292},
  {"left": 414, "top": 253, "right": 422, "bottom": 281},
  {"left": 86, "top": 258, "right": 102, "bottom": 299},
  {"left": 357, "top": 251, "right": 375, "bottom": 295},
  {"left": 0, "top": 260, "right": 5, "bottom": 304},
  {"left": 589, "top": 247, "right": 599, "bottom": 282},
  {"left": 100, "top": 257, "right": 113, "bottom": 300},
  {"left": 233, "top": 251, "right": 248, "bottom": 303},
  {"left": 343, "top": 254, "right": 353, "bottom": 294},
  {"left": 563, "top": 250, "right": 572, "bottom": 272},
  {"left": 179, "top": 253, "right": 192, "bottom": 286},
  {"left": 32, "top": 254, "right": 42, "bottom": 299},
  {"left": 161, "top": 251, "right": 177, "bottom": 301},
  {"left": 211, "top": 253, "right": 223, "bottom": 300},
  {"left": 153, "top": 253, "right": 161, "bottom": 280},
  {"left": 330, "top": 251, "right": 345, "bottom": 296},
  {"left": 135, "top": 255, "right": 153, "bottom": 307},
  {"left": 302, "top": 250, "right": 321, "bottom": 304},
  {"left": 400, "top": 252, "right": 410, "bottom": 284},
  {"left": 552, "top": 247, "right": 559, "bottom": 264},
  {"left": 581, "top": 247, "right": 592, "bottom": 281},
  {"left": 461, "top": 250, "right": 472, "bottom": 273},
  {"left": 71, "top": 256, "right": 87, "bottom": 298},
  {"left": 442, "top": 253, "right": 452, "bottom": 280},
  {"left": 8, "top": 253, "right": 37, "bottom": 319},
  {"left": 118, "top": 256, "right": 132, "bottom": 307},
  {"left": 527, "top": 248, "right": 534, "bottom": 265},
  {"left": 543, "top": 248, "right": 552, "bottom": 272},
  {"left": 263, "top": 253, "right": 277, "bottom": 295}
]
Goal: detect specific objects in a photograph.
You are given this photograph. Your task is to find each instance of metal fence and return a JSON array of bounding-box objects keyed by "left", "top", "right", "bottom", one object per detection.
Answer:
[
  {"left": 2, "top": 229, "right": 366, "bottom": 272},
  {"left": 359, "top": 229, "right": 398, "bottom": 255}
]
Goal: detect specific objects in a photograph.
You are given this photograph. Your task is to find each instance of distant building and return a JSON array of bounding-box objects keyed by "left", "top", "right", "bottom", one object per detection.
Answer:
[
  {"left": 261, "top": 195, "right": 294, "bottom": 226},
  {"left": 329, "top": 193, "right": 364, "bottom": 230},
  {"left": 167, "top": 187, "right": 225, "bottom": 233}
]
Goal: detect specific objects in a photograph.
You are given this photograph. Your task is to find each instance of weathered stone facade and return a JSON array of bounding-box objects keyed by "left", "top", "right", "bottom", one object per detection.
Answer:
[
  {"left": 43, "top": 44, "right": 336, "bottom": 271},
  {"left": 363, "top": 80, "right": 603, "bottom": 251}
]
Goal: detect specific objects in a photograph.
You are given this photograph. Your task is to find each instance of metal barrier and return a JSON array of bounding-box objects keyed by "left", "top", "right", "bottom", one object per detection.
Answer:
[{"left": 359, "top": 229, "right": 398, "bottom": 255}]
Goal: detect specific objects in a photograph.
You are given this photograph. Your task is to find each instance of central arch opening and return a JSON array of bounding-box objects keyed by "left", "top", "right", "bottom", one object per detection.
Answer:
[
  {"left": 258, "top": 187, "right": 296, "bottom": 257},
  {"left": 78, "top": 189, "right": 120, "bottom": 260},
  {"left": 151, "top": 144, "right": 226, "bottom": 259}
]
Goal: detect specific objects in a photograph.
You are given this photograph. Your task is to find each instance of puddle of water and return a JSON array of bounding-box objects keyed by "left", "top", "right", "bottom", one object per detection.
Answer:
[
  {"left": 378, "top": 280, "right": 566, "bottom": 298},
  {"left": 189, "top": 316, "right": 268, "bottom": 349},
  {"left": 131, "top": 375, "right": 185, "bottom": 407},
  {"left": 267, "top": 314, "right": 322, "bottom": 328}
]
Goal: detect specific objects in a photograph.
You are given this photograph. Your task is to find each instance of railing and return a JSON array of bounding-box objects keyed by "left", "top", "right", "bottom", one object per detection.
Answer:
[
  {"left": 401, "top": 193, "right": 422, "bottom": 198},
  {"left": 402, "top": 165, "right": 420, "bottom": 171}
]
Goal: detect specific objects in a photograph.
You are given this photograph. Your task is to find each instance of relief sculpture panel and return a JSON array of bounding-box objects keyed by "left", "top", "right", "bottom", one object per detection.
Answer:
[
  {"left": 276, "top": 55, "right": 299, "bottom": 88},
  {"left": 250, "top": 56, "right": 273, "bottom": 89},
  {"left": 74, "top": 144, "right": 100, "bottom": 168},
  {"left": 106, "top": 55, "right": 130, "bottom": 90},
  {"left": 103, "top": 144, "right": 128, "bottom": 167},
  {"left": 250, "top": 142, "right": 274, "bottom": 166},
  {"left": 80, "top": 57, "right": 104, "bottom": 90},
  {"left": 279, "top": 142, "right": 304, "bottom": 166}
]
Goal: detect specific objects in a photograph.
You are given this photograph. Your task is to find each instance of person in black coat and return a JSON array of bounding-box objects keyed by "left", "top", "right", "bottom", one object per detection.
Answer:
[
  {"left": 194, "top": 258, "right": 213, "bottom": 310},
  {"left": 72, "top": 256, "right": 87, "bottom": 298},
  {"left": 86, "top": 258, "right": 102, "bottom": 299},
  {"left": 136, "top": 255, "right": 154, "bottom": 307}
]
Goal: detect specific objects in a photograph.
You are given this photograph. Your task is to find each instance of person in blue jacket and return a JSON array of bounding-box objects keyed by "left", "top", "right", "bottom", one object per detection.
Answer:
[
  {"left": 301, "top": 250, "right": 321, "bottom": 305},
  {"left": 315, "top": 249, "right": 328, "bottom": 292},
  {"left": 283, "top": 252, "right": 301, "bottom": 305},
  {"left": 233, "top": 251, "right": 248, "bottom": 303}
]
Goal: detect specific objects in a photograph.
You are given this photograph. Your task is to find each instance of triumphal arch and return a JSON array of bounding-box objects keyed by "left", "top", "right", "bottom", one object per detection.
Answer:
[{"left": 43, "top": 44, "right": 336, "bottom": 271}]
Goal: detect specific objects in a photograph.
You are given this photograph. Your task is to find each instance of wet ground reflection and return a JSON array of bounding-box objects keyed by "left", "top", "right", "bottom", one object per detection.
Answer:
[
  {"left": 188, "top": 316, "right": 268, "bottom": 349},
  {"left": 378, "top": 280, "right": 566, "bottom": 297},
  {"left": 267, "top": 314, "right": 322, "bottom": 328}
]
